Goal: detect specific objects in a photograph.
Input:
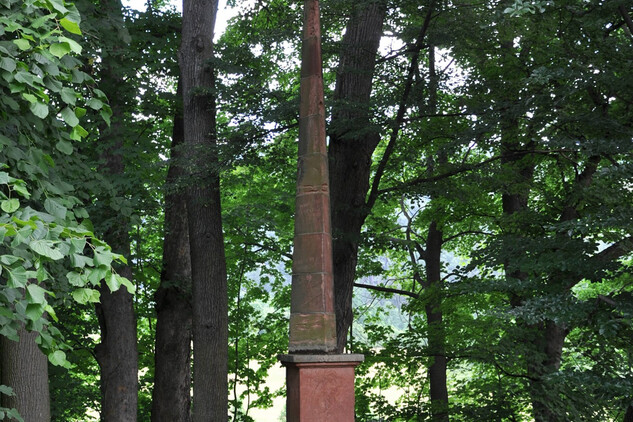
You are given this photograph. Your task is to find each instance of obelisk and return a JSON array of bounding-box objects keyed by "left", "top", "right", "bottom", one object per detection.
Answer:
[
  {"left": 288, "top": 0, "right": 336, "bottom": 354},
  {"left": 278, "top": 0, "right": 363, "bottom": 419}
]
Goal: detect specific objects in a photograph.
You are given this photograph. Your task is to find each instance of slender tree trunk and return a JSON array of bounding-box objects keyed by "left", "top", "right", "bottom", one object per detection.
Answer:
[
  {"left": 180, "top": 0, "right": 228, "bottom": 420},
  {"left": 424, "top": 221, "right": 449, "bottom": 422},
  {"left": 0, "top": 326, "right": 50, "bottom": 422},
  {"left": 328, "top": 0, "right": 385, "bottom": 352},
  {"left": 624, "top": 404, "right": 633, "bottom": 422},
  {"left": 151, "top": 83, "right": 193, "bottom": 422},
  {"left": 422, "top": 46, "right": 449, "bottom": 422},
  {"left": 93, "top": 1, "right": 138, "bottom": 419}
]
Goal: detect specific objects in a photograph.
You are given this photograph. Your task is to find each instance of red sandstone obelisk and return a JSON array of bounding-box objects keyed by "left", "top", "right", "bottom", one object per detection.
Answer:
[{"left": 278, "top": 0, "right": 363, "bottom": 419}]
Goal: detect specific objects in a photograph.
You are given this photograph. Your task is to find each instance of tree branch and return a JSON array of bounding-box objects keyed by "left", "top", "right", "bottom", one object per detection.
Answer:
[
  {"left": 366, "top": 2, "right": 435, "bottom": 209},
  {"left": 354, "top": 282, "right": 420, "bottom": 299}
]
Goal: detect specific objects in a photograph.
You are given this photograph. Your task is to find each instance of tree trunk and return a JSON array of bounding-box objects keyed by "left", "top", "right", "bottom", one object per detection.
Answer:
[
  {"left": 0, "top": 327, "right": 50, "bottom": 422},
  {"left": 624, "top": 404, "right": 633, "bottom": 422},
  {"left": 151, "top": 84, "right": 193, "bottom": 422},
  {"left": 425, "top": 222, "right": 449, "bottom": 422},
  {"left": 328, "top": 0, "right": 385, "bottom": 352},
  {"left": 528, "top": 320, "right": 567, "bottom": 422},
  {"left": 423, "top": 47, "right": 449, "bottom": 422},
  {"left": 93, "top": 1, "right": 138, "bottom": 418},
  {"left": 180, "top": 0, "right": 228, "bottom": 420}
]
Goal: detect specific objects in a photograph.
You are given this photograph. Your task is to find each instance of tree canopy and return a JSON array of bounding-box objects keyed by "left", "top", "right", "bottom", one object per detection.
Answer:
[{"left": 0, "top": 0, "right": 631, "bottom": 421}]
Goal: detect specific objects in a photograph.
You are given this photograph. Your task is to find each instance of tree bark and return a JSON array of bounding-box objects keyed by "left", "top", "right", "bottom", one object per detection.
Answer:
[
  {"left": 151, "top": 83, "right": 193, "bottom": 422},
  {"left": 424, "top": 222, "right": 449, "bottom": 422},
  {"left": 422, "top": 47, "right": 449, "bottom": 422},
  {"left": 180, "top": 0, "right": 228, "bottom": 420},
  {"left": 0, "top": 326, "right": 50, "bottom": 422},
  {"left": 93, "top": 2, "right": 138, "bottom": 419},
  {"left": 328, "top": 0, "right": 386, "bottom": 352}
]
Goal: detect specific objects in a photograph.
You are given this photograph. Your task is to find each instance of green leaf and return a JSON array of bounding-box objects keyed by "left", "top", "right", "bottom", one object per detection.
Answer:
[
  {"left": 1, "top": 198, "right": 19, "bottom": 213},
  {"left": 26, "top": 284, "right": 47, "bottom": 305},
  {"left": 60, "top": 106, "right": 79, "bottom": 127},
  {"left": 66, "top": 271, "right": 85, "bottom": 286},
  {"left": 70, "top": 253, "right": 92, "bottom": 268},
  {"left": 44, "top": 198, "right": 67, "bottom": 220},
  {"left": 7, "top": 267, "right": 27, "bottom": 288},
  {"left": 105, "top": 271, "right": 120, "bottom": 292},
  {"left": 117, "top": 274, "right": 135, "bottom": 294},
  {"left": 0, "top": 255, "right": 20, "bottom": 265},
  {"left": 31, "top": 13, "right": 55, "bottom": 29},
  {"left": 72, "top": 288, "right": 100, "bottom": 304},
  {"left": 30, "top": 101, "right": 49, "bottom": 119},
  {"left": 47, "top": 0, "right": 68, "bottom": 14},
  {"left": 100, "top": 109, "right": 111, "bottom": 126},
  {"left": 21, "top": 93, "right": 37, "bottom": 104},
  {"left": 45, "top": 305, "right": 58, "bottom": 322},
  {"left": 69, "top": 125, "right": 87, "bottom": 140},
  {"left": 69, "top": 238, "right": 86, "bottom": 254},
  {"left": 49, "top": 42, "right": 70, "bottom": 59},
  {"left": 5, "top": 408, "right": 24, "bottom": 422},
  {"left": 60, "top": 87, "right": 77, "bottom": 105},
  {"left": 59, "top": 17, "right": 81, "bottom": 35},
  {"left": 0, "top": 385, "right": 14, "bottom": 396},
  {"left": 74, "top": 106, "right": 86, "bottom": 118},
  {"left": 86, "top": 98, "right": 103, "bottom": 110},
  {"left": 58, "top": 37, "right": 81, "bottom": 54},
  {"left": 29, "top": 239, "right": 64, "bottom": 260},
  {"left": 0, "top": 57, "right": 15, "bottom": 72},
  {"left": 87, "top": 266, "right": 107, "bottom": 284},
  {"left": 55, "top": 140, "right": 73, "bottom": 155},
  {"left": 11, "top": 182, "right": 30, "bottom": 199},
  {"left": 93, "top": 247, "right": 113, "bottom": 267},
  {"left": 13, "top": 39, "right": 30, "bottom": 51},
  {"left": 25, "top": 303, "right": 45, "bottom": 321},
  {"left": 48, "top": 350, "right": 71, "bottom": 368}
]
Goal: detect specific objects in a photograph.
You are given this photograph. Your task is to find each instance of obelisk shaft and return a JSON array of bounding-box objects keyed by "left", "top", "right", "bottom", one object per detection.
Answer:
[{"left": 288, "top": 0, "right": 336, "bottom": 353}]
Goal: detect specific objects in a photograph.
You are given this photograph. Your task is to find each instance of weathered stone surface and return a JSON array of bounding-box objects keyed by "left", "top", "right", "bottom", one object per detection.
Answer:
[
  {"left": 292, "top": 233, "right": 333, "bottom": 275},
  {"left": 279, "top": 355, "right": 363, "bottom": 421},
  {"left": 297, "top": 152, "right": 329, "bottom": 192},
  {"left": 295, "top": 192, "right": 330, "bottom": 234},
  {"left": 299, "top": 76, "right": 324, "bottom": 118},
  {"left": 298, "top": 117, "right": 327, "bottom": 156},
  {"left": 289, "top": 313, "right": 337, "bottom": 352},
  {"left": 290, "top": 273, "right": 334, "bottom": 313}
]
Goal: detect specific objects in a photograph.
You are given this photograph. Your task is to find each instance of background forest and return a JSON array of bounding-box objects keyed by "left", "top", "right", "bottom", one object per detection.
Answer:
[{"left": 0, "top": 0, "right": 632, "bottom": 421}]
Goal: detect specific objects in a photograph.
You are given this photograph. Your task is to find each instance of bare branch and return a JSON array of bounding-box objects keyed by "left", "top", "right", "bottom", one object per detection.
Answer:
[{"left": 354, "top": 282, "right": 420, "bottom": 299}]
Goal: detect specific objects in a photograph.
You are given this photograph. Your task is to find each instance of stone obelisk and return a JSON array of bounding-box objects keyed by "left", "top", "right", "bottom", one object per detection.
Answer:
[{"left": 279, "top": 0, "right": 363, "bottom": 419}]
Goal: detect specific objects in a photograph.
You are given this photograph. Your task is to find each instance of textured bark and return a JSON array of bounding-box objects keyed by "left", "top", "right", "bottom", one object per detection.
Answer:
[
  {"left": 93, "top": 0, "right": 139, "bottom": 416},
  {"left": 425, "top": 225, "right": 448, "bottom": 422},
  {"left": 180, "top": 0, "right": 228, "bottom": 420},
  {"left": 328, "top": 0, "right": 385, "bottom": 352},
  {"left": 624, "top": 404, "right": 633, "bottom": 422},
  {"left": 151, "top": 86, "right": 193, "bottom": 422},
  {"left": 0, "top": 327, "right": 50, "bottom": 422}
]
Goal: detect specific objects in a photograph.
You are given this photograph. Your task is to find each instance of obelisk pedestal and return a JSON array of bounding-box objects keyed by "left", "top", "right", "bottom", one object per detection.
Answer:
[{"left": 278, "top": 354, "right": 364, "bottom": 422}]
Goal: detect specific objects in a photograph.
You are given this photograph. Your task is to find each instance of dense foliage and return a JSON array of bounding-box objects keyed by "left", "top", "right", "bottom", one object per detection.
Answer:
[{"left": 0, "top": 0, "right": 631, "bottom": 420}]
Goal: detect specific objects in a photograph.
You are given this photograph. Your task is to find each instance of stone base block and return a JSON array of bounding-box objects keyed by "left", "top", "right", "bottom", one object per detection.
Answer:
[{"left": 278, "top": 354, "right": 364, "bottom": 422}]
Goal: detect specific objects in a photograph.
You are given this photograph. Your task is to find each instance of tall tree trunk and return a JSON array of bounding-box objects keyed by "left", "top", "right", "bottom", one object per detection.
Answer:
[
  {"left": 0, "top": 327, "right": 50, "bottom": 422},
  {"left": 423, "top": 46, "right": 449, "bottom": 422},
  {"left": 180, "top": 0, "right": 228, "bottom": 420},
  {"left": 328, "top": 0, "right": 385, "bottom": 352},
  {"left": 151, "top": 83, "right": 193, "bottom": 422},
  {"left": 93, "top": 1, "right": 138, "bottom": 419},
  {"left": 624, "top": 404, "right": 633, "bottom": 422}
]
